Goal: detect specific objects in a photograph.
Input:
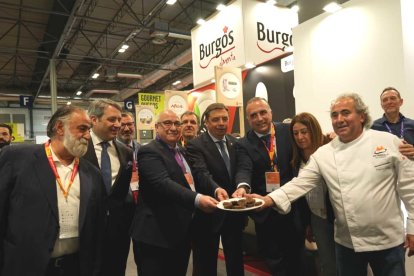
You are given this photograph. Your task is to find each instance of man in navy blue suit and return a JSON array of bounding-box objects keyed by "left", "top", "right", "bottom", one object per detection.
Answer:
[
  {"left": 131, "top": 110, "right": 218, "bottom": 276},
  {"left": 235, "top": 97, "right": 306, "bottom": 276},
  {"left": 187, "top": 103, "right": 245, "bottom": 276},
  {"left": 84, "top": 99, "right": 134, "bottom": 276}
]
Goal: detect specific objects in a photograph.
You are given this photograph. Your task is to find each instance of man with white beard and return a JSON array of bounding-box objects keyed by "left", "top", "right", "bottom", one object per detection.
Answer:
[{"left": 0, "top": 105, "right": 106, "bottom": 276}]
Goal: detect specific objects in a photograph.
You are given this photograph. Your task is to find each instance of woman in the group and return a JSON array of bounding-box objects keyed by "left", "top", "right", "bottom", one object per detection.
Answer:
[{"left": 290, "top": 112, "right": 336, "bottom": 276}]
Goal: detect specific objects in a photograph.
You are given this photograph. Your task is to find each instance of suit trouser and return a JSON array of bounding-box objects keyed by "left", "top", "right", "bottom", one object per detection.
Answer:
[
  {"left": 46, "top": 253, "right": 80, "bottom": 276},
  {"left": 255, "top": 211, "right": 306, "bottom": 276},
  {"left": 192, "top": 214, "right": 245, "bottom": 276},
  {"left": 133, "top": 240, "right": 191, "bottom": 276},
  {"left": 311, "top": 213, "right": 336, "bottom": 276},
  {"left": 101, "top": 203, "right": 134, "bottom": 276}
]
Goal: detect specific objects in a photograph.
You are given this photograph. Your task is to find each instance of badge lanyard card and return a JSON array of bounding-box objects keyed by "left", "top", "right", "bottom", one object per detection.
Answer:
[{"left": 262, "top": 126, "right": 280, "bottom": 193}]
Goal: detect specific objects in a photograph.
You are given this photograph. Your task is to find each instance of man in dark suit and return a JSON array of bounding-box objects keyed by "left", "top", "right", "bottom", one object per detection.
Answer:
[
  {"left": 131, "top": 109, "right": 219, "bottom": 276},
  {"left": 0, "top": 123, "right": 13, "bottom": 152},
  {"left": 84, "top": 99, "right": 134, "bottom": 276},
  {"left": 180, "top": 111, "right": 200, "bottom": 147},
  {"left": 234, "top": 97, "right": 306, "bottom": 276},
  {"left": 117, "top": 111, "right": 140, "bottom": 203},
  {"left": 187, "top": 103, "right": 246, "bottom": 276},
  {"left": 0, "top": 106, "right": 105, "bottom": 276}
]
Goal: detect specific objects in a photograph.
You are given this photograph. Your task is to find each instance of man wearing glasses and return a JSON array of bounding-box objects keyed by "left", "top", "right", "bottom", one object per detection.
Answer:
[{"left": 131, "top": 110, "right": 218, "bottom": 276}]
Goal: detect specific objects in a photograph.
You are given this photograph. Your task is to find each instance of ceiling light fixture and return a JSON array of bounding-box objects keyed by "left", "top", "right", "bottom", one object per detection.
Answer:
[
  {"left": 197, "top": 18, "right": 206, "bottom": 25},
  {"left": 76, "top": 91, "right": 82, "bottom": 96},
  {"left": 121, "top": 44, "right": 129, "bottom": 49},
  {"left": 166, "top": 0, "right": 177, "bottom": 5},
  {"left": 67, "top": 101, "right": 71, "bottom": 105},
  {"left": 116, "top": 72, "right": 143, "bottom": 79},
  {"left": 118, "top": 48, "right": 126, "bottom": 53},
  {"left": 323, "top": 2, "right": 342, "bottom": 13},
  {"left": 92, "top": 73, "right": 100, "bottom": 79},
  {"left": 172, "top": 80, "right": 181, "bottom": 86},
  {"left": 291, "top": 5, "right": 299, "bottom": 13},
  {"left": 216, "top": 4, "right": 226, "bottom": 11}
]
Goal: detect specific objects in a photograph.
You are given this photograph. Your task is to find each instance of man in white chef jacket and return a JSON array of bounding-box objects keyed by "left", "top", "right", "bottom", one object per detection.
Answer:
[{"left": 253, "top": 93, "right": 414, "bottom": 276}]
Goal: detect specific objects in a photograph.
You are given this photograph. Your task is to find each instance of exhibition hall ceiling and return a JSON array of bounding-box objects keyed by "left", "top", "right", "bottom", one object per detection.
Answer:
[{"left": 0, "top": 0, "right": 345, "bottom": 105}]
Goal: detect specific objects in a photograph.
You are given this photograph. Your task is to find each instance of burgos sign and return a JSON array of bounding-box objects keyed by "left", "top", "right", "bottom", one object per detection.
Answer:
[
  {"left": 199, "top": 26, "right": 235, "bottom": 69},
  {"left": 191, "top": 0, "right": 297, "bottom": 87}
]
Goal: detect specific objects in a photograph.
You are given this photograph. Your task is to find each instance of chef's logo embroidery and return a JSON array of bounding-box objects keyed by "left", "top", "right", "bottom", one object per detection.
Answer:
[{"left": 373, "top": 145, "right": 387, "bottom": 157}]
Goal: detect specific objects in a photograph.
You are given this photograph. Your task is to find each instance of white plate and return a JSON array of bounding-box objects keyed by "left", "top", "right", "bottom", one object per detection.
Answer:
[{"left": 217, "top": 198, "right": 264, "bottom": 212}]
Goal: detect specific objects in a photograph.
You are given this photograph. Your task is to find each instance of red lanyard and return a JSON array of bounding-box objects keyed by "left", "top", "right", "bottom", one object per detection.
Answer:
[
  {"left": 261, "top": 125, "right": 278, "bottom": 171},
  {"left": 45, "top": 141, "right": 79, "bottom": 200}
]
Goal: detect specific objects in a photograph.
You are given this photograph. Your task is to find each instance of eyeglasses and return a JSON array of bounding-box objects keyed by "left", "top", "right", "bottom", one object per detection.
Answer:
[
  {"left": 121, "top": 122, "right": 135, "bottom": 128},
  {"left": 158, "top": 120, "right": 182, "bottom": 128}
]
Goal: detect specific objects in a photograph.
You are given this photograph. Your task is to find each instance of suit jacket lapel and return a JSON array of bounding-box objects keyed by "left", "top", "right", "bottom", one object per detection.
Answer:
[
  {"left": 248, "top": 130, "right": 270, "bottom": 164},
  {"left": 226, "top": 135, "right": 237, "bottom": 176},
  {"left": 202, "top": 133, "right": 223, "bottom": 162},
  {"left": 155, "top": 140, "right": 190, "bottom": 188},
  {"left": 85, "top": 139, "right": 99, "bottom": 168},
  {"left": 78, "top": 160, "right": 92, "bottom": 232},
  {"left": 33, "top": 147, "right": 59, "bottom": 223},
  {"left": 203, "top": 133, "right": 232, "bottom": 179}
]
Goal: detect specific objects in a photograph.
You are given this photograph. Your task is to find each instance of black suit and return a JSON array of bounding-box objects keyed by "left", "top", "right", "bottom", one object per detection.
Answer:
[
  {"left": 0, "top": 144, "right": 105, "bottom": 276},
  {"left": 236, "top": 122, "right": 306, "bottom": 276},
  {"left": 83, "top": 139, "right": 133, "bottom": 276},
  {"left": 187, "top": 133, "right": 244, "bottom": 276},
  {"left": 131, "top": 139, "right": 198, "bottom": 276}
]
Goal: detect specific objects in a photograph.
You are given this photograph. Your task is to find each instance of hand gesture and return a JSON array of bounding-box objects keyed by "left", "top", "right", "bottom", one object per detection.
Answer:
[
  {"left": 405, "top": 234, "right": 414, "bottom": 257},
  {"left": 215, "top": 188, "right": 229, "bottom": 201},
  {"left": 399, "top": 140, "right": 414, "bottom": 160},
  {"left": 248, "top": 194, "right": 274, "bottom": 210},
  {"left": 232, "top": 187, "right": 247, "bottom": 198},
  {"left": 198, "top": 195, "right": 219, "bottom": 213}
]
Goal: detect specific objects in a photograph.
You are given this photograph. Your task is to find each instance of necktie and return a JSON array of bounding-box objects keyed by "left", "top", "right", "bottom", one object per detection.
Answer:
[
  {"left": 261, "top": 134, "right": 270, "bottom": 149},
  {"left": 217, "top": 140, "right": 231, "bottom": 176},
  {"left": 100, "top": 141, "right": 112, "bottom": 193},
  {"left": 172, "top": 148, "right": 186, "bottom": 173}
]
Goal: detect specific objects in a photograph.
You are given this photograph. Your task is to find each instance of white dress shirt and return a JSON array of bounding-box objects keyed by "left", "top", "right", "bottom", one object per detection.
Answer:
[
  {"left": 50, "top": 146, "right": 80, "bottom": 257},
  {"left": 91, "top": 131, "right": 120, "bottom": 187}
]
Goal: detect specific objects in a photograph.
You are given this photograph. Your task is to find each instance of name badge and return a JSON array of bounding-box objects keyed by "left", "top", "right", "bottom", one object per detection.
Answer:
[
  {"left": 130, "top": 170, "right": 139, "bottom": 191},
  {"left": 184, "top": 173, "right": 195, "bottom": 191},
  {"left": 58, "top": 203, "right": 79, "bottom": 239},
  {"left": 265, "top": 171, "right": 280, "bottom": 192}
]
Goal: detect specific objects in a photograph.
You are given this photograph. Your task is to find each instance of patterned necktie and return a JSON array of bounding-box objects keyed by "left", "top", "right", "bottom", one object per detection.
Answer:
[
  {"left": 217, "top": 140, "right": 231, "bottom": 176},
  {"left": 100, "top": 141, "right": 112, "bottom": 193},
  {"left": 172, "top": 148, "right": 186, "bottom": 173}
]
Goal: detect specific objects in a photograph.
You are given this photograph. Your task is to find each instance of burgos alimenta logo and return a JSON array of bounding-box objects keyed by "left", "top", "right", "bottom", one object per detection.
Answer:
[
  {"left": 256, "top": 22, "right": 292, "bottom": 53},
  {"left": 199, "top": 26, "right": 235, "bottom": 69}
]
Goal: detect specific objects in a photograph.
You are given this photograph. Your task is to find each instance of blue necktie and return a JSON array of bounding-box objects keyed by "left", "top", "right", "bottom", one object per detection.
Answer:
[
  {"left": 101, "top": 141, "right": 112, "bottom": 193},
  {"left": 217, "top": 140, "right": 231, "bottom": 176}
]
